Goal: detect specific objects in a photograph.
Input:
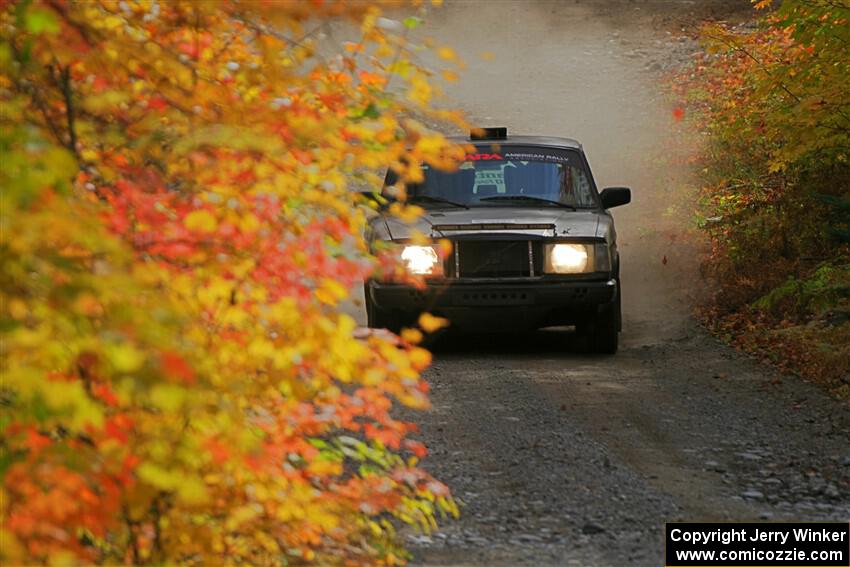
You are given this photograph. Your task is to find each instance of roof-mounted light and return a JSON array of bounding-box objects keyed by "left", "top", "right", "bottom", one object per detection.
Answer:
[{"left": 470, "top": 127, "right": 508, "bottom": 141}]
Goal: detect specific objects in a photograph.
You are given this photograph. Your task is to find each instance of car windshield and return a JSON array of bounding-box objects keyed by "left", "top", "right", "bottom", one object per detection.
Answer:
[{"left": 395, "top": 148, "right": 597, "bottom": 209}]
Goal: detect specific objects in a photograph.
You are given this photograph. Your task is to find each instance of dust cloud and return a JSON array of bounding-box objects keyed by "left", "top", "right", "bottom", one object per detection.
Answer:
[{"left": 422, "top": 0, "right": 706, "bottom": 345}]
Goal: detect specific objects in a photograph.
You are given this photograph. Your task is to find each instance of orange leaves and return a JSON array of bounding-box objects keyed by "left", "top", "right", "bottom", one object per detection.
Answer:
[
  {"left": 102, "top": 414, "right": 133, "bottom": 444},
  {"left": 160, "top": 351, "right": 195, "bottom": 384},
  {"left": 358, "top": 70, "right": 387, "bottom": 88},
  {"left": 24, "top": 429, "right": 52, "bottom": 453},
  {"left": 146, "top": 94, "right": 169, "bottom": 112},
  {"left": 436, "top": 46, "right": 457, "bottom": 62},
  {"left": 205, "top": 437, "right": 231, "bottom": 465},
  {"left": 92, "top": 383, "right": 121, "bottom": 407},
  {"left": 4, "top": 461, "right": 123, "bottom": 563}
]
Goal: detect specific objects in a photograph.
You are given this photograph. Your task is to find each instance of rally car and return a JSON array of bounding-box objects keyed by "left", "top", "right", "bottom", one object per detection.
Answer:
[{"left": 364, "top": 128, "right": 630, "bottom": 353}]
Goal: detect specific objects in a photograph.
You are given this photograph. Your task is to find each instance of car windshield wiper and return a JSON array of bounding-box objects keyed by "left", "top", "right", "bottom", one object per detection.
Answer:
[
  {"left": 478, "top": 195, "right": 577, "bottom": 210},
  {"left": 408, "top": 195, "right": 470, "bottom": 209}
]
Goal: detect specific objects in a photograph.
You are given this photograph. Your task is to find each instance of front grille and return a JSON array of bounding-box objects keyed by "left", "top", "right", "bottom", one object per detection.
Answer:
[{"left": 447, "top": 240, "right": 542, "bottom": 278}]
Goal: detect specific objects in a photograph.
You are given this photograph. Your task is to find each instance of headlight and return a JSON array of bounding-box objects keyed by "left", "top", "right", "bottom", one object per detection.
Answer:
[
  {"left": 544, "top": 243, "right": 610, "bottom": 274},
  {"left": 401, "top": 245, "right": 442, "bottom": 276}
]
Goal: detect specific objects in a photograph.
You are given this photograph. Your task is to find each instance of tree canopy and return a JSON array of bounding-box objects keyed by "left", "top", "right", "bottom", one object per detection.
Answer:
[
  {"left": 1, "top": 1, "right": 465, "bottom": 564},
  {"left": 675, "top": 0, "right": 850, "bottom": 395}
]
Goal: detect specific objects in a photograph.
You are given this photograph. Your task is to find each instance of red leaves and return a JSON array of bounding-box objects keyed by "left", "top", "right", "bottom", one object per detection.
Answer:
[
  {"left": 146, "top": 95, "right": 169, "bottom": 112},
  {"left": 92, "top": 76, "right": 110, "bottom": 93},
  {"left": 404, "top": 439, "right": 428, "bottom": 459},
  {"left": 4, "top": 462, "right": 124, "bottom": 560},
  {"left": 102, "top": 414, "right": 133, "bottom": 444},
  {"left": 291, "top": 148, "right": 313, "bottom": 165},
  {"left": 672, "top": 106, "right": 685, "bottom": 121},
  {"left": 92, "top": 383, "right": 120, "bottom": 407},
  {"left": 205, "top": 437, "right": 231, "bottom": 465},
  {"left": 160, "top": 351, "right": 195, "bottom": 384},
  {"left": 25, "top": 429, "right": 52, "bottom": 452}
]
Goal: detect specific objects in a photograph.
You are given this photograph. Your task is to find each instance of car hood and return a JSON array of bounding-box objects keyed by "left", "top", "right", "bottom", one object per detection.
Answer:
[{"left": 381, "top": 207, "right": 604, "bottom": 241}]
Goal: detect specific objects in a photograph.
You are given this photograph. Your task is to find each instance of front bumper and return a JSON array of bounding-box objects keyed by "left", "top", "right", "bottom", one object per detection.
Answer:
[{"left": 367, "top": 277, "right": 617, "bottom": 328}]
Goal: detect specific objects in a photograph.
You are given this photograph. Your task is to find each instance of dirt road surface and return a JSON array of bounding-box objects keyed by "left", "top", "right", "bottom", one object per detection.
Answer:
[{"left": 350, "top": 1, "right": 850, "bottom": 565}]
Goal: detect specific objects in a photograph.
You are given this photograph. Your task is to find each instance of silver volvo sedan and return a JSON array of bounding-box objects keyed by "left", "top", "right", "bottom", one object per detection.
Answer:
[{"left": 364, "top": 128, "right": 631, "bottom": 354}]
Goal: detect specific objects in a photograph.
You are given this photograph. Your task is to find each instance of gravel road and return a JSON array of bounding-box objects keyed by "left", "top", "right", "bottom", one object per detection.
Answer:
[{"left": 352, "top": 1, "right": 850, "bottom": 565}]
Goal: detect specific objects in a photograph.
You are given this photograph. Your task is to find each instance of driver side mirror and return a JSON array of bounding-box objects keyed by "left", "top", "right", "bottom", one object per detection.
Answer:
[{"left": 600, "top": 187, "right": 631, "bottom": 209}]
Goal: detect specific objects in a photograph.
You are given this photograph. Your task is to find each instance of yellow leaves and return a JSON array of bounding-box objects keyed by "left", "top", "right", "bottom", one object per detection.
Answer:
[
  {"left": 374, "top": 43, "right": 395, "bottom": 59},
  {"left": 247, "top": 336, "right": 276, "bottom": 359},
  {"left": 387, "top": 58, "right": 413, "bottom": 79},
  {"left": 767, "top": 159, "right": 788, "bottom": 173},
  {"left": 227, "top": 505, "right": 260, "bottom": 531},
  {"left": 81, "top": 89, "right": 133, "bottom": 120},
  {"left": 238, "top": 212, "right": 260, "bottom": 233},
  {"left": 414, "top": 134, "right": 449, "bottom": 156},
  {"left": 137, "top": 463, "right": 208, "bottom": 504},
  {"left": 184, "top": 209, "right": 217, "bottom": 233},
  {"left": 408, "top": 347, "right": 431, "bottom": 369},
  {"left": 436, "top": 47, "right": 457, "bottom": 62},
  {"left": 3, "top": 365, "right": 104, "bottom": 430},
  {"left": 149, "top": 383, "right": 186, "bottom": 411},
  {"left": 0, "top": 526, "right": 25, "bottom": 566},
  {"left": 388, "top": 202, "right": 424, "bottom": 223},
  {"left": 102, "top": 15, "right": 124, "bottom": 31},
  {"left": 408, "top": 230, "right": 429, "bottom": 246},
  {"left": 307, "top": 459, "right": 342, "bottom": 476},
  {"left": 418, "top": 313, "right": 449, "bottom": 333},
  {"left": 177, "top": 478, "right": 209, "bottom": 505},
  {"left": 407, "top": 75, "right": 433, "bottom": 106},
  {"left": 105, "top": 343, "right": 144, "bottom": 373},
  {"left": 8, "top": 299, "right": 27, "bottom": 320},
  {"left": 136, "top": 462, "right": 174, "bottom": 489},
  {"left": 314, "top": 278, "right": 349, "bottom": 305},
  {"left": 401, "top": 328, "right": 423, "bottom": 344}
]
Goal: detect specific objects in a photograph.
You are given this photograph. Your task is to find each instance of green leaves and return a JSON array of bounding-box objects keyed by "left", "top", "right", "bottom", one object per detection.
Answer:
[
  {"left": 23, "top": 8, "right": 58, "bottom": 34},
  {"left": 402, "top": 16, "right": 421, "bottom": 30}
]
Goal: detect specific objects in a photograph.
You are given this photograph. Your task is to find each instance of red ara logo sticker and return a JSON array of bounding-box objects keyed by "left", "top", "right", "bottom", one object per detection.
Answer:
[{"left": 465, "top": 153, "right": 503, "bottom": 161}]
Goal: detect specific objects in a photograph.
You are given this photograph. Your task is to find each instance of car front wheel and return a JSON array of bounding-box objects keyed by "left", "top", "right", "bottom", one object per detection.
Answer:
[{"left": 578, "top": 282, "right": 621, "bottom": 355}]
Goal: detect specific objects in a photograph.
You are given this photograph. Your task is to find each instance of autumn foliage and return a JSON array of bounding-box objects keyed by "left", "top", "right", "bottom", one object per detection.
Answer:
[
  {"left": 674, "top": 0, "right": 850, "bottom": 396},
  {"left": 0, "top": 1, "right": 466, "bottom": 564}
]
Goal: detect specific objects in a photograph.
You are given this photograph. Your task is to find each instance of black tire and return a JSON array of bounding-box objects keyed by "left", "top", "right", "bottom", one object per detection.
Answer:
[
  {"left": 365, "top": 285, "right": 403, "bottom": 332},
  {"left": 578, "top": 281, "right": 621, "bottom": 355},
  {"left": 589, "top": 302, "right": 619, "bottom": 354}
]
